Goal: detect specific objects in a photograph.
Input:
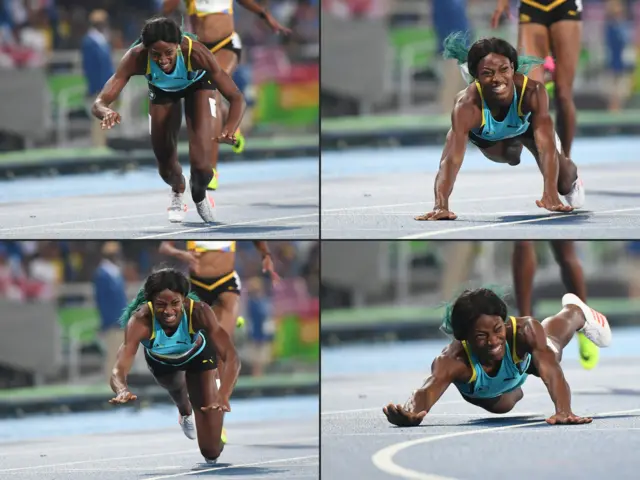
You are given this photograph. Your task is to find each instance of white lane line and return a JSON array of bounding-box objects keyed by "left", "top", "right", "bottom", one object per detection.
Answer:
[
  {"left": 371, "top": 408, "right": 640, "bottom": 480},
  {"left": 138, "top": 213, "right": 319, "bottom": 239},
  {"left": 401, "top": 206, "right": 640, "bottom": 239},
  {"left": 145, "top": 454, "right": 319, "bottom": 480}
]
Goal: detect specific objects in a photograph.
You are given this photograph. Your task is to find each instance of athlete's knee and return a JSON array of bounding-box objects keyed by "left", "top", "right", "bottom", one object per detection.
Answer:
[
  {"left": 554, "top": 83, "right": 575, "bottom": 107},
  {"left": 188, "top": 138, "right": 211, "bottom": 170},
  {"left": 200, "top": 442, "right": 223, "bottom": 461}
]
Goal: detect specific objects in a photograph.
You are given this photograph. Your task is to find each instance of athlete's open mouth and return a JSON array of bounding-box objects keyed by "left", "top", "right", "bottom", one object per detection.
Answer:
[
  {"left": 492, "top": 84, "right": 507, "bottom": 94},
  {"left": 489, "top": 344, "right": 503, "bottom": 355}
]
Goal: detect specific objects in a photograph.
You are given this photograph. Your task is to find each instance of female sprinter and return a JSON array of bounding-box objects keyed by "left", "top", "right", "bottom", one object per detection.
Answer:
[
  {"left": 383, "top": 288, "right": 611, "bottom": 427},
  {"left": 162, "top": 0, "right": 291, "bottom": 190},
  {"left": 91, "top": 16, "right": 246, "bottom": 224},
  {"left": 109, "top": 268, "right": 240, "bottom": 463},
  {"left": 492, "top": 0, "right": 582, "bottom": 157},
  {"left": 159, "top": 240, "right": 279, "bottom": 443},
  {"left": 415, "top": 33, "right": 584, "bottom": 222}
]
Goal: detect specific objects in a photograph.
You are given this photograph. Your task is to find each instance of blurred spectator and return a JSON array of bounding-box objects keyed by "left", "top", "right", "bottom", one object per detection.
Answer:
[
  {"left": 246, "top": 276, "right": 274, "bottom": 377},
  {"left": 432, "top": 0, "right": 470, "bottom": 113},
  {"left": 605, "top": 0, "right": 636, "bottom": 111},
  {"left": 93, "top": 241, "right": 127, "bottom": 381},
  {"left": 81, "top": 9, "right": 114, "bottom": 147}
]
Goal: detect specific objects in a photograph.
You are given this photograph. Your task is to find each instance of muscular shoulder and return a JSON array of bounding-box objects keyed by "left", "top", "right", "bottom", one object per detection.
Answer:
[
  {"left": 182, "top": 38, "right": 210, "bottom": 70},
  {"left": 432, "top": 341, "right": 474, "bottom": 383},
  {"left": 451, "top": 84, "right": 483, "bottom": 131},
  {"left": 513, "top": 315, "right": 547, "bottom": 353},
  {"left": 126, "top": 303, "right": 153, "bottom": 340},
  {"left": 518, "top": 74, "right": 549, "bottom": 116},
  {"left": 121, "top": 44, "right": 148, "bottom": 76},
  {"left": 190, "top": 300, "right": 213, "bottom": 330}
]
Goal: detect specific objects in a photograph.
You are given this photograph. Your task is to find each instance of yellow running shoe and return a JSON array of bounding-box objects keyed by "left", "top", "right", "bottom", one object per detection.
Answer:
[
  {"left": 207, "top": 168, "right": 218, "bottom": 191},
  {"left": 232, "top": 130, "right": 245, "bottom": 154},
  {"left": 221, "top": 427, "right": 227, "bottom": 445},
  {"left": 236, "top": 316, "right": 245, "bottom": 328},
  {"left": 577, "top": 331, "right": 599, "bottom": 370}
]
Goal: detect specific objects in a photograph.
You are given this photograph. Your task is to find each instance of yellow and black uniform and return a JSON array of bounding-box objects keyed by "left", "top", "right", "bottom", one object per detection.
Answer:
[
  {"left": 185, "top": 0, "right": 243, "bottom": 61},
  {"left": 187, "top": 241, "right": 242, "bottom": 306},
  {"left": 519, "top": 0, "right": 583, "bottom": 26},
  {"left": 143, "top": 298, "right": 218, "bottom": 377}
]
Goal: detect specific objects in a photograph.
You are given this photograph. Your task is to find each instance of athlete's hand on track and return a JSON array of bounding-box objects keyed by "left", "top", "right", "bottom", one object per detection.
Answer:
[
  {"left": 383, "top": 403, "right": 427, "bottom": 427},
  {"left": 100, "top": 109, "right": 121, "bottom": 130},
  {"left": 546, "top": 412, "right": 592, "bottom": 425},
  {"left": 262, "top": 255, "right": 280, "bottom": 285},
  {"left": 414, "top": 208, "right": 457, "bottom": 221},
  {"left": 536, "top": 192, "right": 574, "bottom": 213},
  {"left": 109, "top": 389, "right": 137, "bottom": 405},
  {"left": 263, "top": 13, "right": 292, "bottom": 35},
  {"left": 491, "top": 0, "right": 512, "bottom": 29},
  {"left": 201, "top": 395, "right": 231, "bottom": 413},
  {"left": 215, "top": 130, "right": 237, "bottom": 145}
]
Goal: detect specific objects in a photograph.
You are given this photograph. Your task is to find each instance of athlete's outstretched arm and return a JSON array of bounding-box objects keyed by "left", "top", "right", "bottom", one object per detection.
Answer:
[
  {"left": 528, "top": 83, "right": 573, "bottom": 212},
  {"left": 383, "top": 354, "right": 465, "bottom": 427},
  {"left": 190, "top": 42, "right": 246, "bottom": 139},
  {"left": 524, "top": 319, "right": 592, "bottom": 425},
  {"left": 109, "top": 309, "right": 150, "bottom": 403},
  {"left": 252, "top": 241, "right": 280, "bottom": 283},
  {"left": 92, "top": 49, "right": 142, "bottom": 129},
  {"left": 197, "top": 302, "right": 241, "bottom": 408},
  {"left": 415, "top": 100, "right": 476, "bottom": 221},
  {"left": 236, "top": 0, "right": 292, "bottom": 35}
]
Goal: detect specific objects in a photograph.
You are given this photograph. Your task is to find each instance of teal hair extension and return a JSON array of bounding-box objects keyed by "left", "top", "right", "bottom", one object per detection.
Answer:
[
  {"left": 439, "top": 284, "right": 512, "bottom": 337},
  {"left": 442, "top": 31, "right": 545, "bottom": 81},
  {"left": 442, "top": 31, "right": 471, "bottom": 65},
  {"left": 119, "top": 288, "right": 201, "bottom": 328}
]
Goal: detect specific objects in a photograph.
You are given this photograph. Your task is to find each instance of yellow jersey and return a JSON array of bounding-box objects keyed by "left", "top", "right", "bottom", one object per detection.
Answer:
[
  {"left": 186, "top": 241, "right": 236, "bottom": 253},
  {"left": 185, "top": 0, "right": 233, "bottom": 16}
]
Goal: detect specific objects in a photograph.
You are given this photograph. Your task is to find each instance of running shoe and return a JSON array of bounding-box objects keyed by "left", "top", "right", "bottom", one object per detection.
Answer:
[
  {"left": 564, "top": 177, "right": 585, "bottom": 209},
  {"left": 236, "top": 316, "right": 245, "bottom": 328},
  {"left": 577, "top": 331, "right": 599, "bottom": 370},
  {"left": 562, "top": 293, "right": 612, "bottom": 348},
  {"left": 195, "top": 192, "right": 216, "bottom": 223},
  {"left": 221, "top": 427, "right": 227, "bottom": 445},
  {"left": 179, "top": 413, "right": 197, "bottom": 440},
  {"left": 168, "top": 190, "right": 187, "bottom": 223},
  {"left": 232, "top": 130, "right": 245, "bottom": 154},
  {"left": 207, "top": 168, "right": 218, "bottom": 191}
]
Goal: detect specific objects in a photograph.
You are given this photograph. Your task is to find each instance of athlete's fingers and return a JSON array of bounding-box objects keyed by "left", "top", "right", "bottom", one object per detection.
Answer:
[{"left": 490, "top": 10, "right": 502, "bottom": 29}]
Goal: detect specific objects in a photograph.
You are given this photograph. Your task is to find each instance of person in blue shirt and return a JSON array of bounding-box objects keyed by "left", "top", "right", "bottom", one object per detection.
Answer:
[
  {"left": 109, "top": 268, "right": 240, "bottom": 464},
  {"left": 383, "top": 287, "right": 611, "bottom": 427},
  {"left": 415, "top": 34, "right": 584, "bottom": 222},
  {"left": 91, "top": 16, "right": 246, "bottom": 225}
]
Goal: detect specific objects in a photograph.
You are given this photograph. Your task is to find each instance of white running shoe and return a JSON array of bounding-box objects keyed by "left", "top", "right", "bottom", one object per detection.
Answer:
[
  {"left": 168, "top": 190, "right": 187, "bottom": 223},
  {"left": 179, "top": 413, "right": 197, "bottom": 440},
  {"left": 563, "top": 177, "right": 585, "bottom": 209},
  {"left": 195, "top": 192, "right": 216, "bottom": 223},
  {"left": 562, "top": 293, "right": 612, "bottom": 348}
]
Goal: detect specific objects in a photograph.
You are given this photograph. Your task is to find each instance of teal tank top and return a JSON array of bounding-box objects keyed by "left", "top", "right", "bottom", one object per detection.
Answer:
[
  {"left": 454, "top": 316, "right": 531, "bottom": 399},
  {"left": 470, "top": 76, "right": 531, "bottom": 142},
  {"left": 141, "top": 298, "right": 207, "bottom": 366},
  {"left": 145, "top": 36, "right": 206, "bottom": 92}
]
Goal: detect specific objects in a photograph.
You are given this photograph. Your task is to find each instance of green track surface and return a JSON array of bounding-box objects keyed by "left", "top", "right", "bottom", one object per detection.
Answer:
[
  {"left": 0, "top": 372, "right": 318, "bottom": 400},
  {"left": 0, "top": 134, "right": 318, "bottom": 165}
]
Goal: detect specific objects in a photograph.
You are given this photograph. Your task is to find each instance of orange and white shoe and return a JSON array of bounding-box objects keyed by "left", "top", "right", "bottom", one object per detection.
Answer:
[
  {"left": 195, "top": 192, "right": 216, "bottom": 223},
  {"left": 562, "top": 293, "right": 611, "bottom": 348},
  {"left": 168, "top": 190, "right": 187, "bottom": 223}
]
